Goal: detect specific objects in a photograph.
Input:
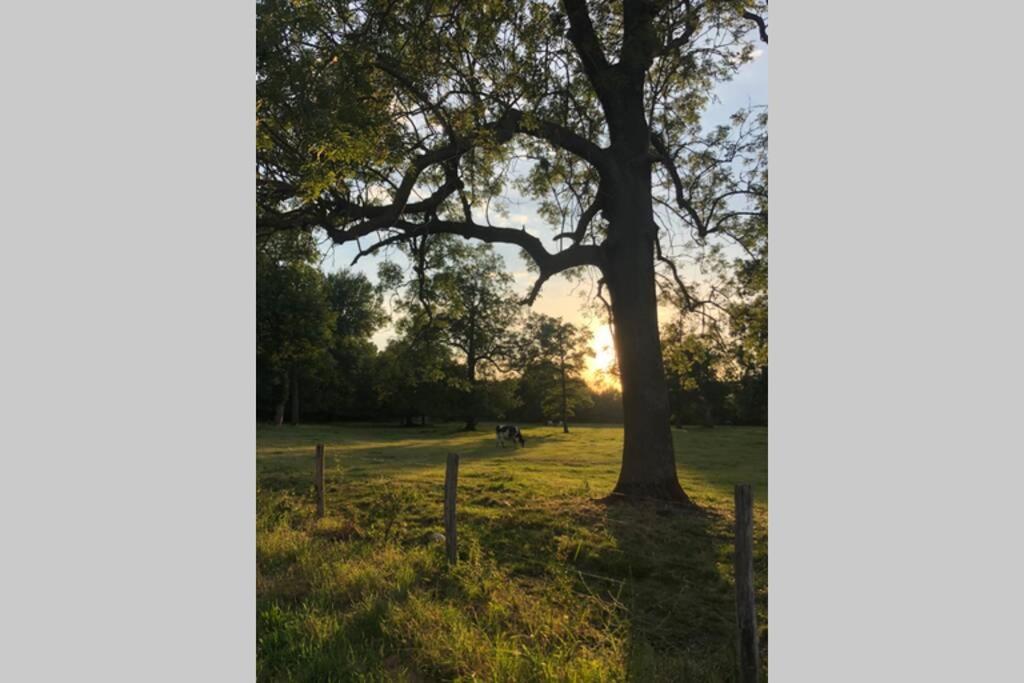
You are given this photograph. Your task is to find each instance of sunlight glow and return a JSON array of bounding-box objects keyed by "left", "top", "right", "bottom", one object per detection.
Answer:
[{"left": 585, "top": 324, "right": 620, "bottom": 390}]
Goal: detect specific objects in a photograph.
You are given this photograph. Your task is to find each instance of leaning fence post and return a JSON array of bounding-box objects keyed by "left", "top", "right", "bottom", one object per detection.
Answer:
[
  {"left": 315, "top": 443, "right": 325, "bottom": 518},
  {"left": 734, "top": 483, "right": 760, "bottom": 683},
  {"left": 444, "top": 453, "right": 459, "bottom": 565}
]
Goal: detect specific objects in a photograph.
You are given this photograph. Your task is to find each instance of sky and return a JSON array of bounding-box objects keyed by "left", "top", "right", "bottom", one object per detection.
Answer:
[{"left": 317, "top": 43, "right": 767, "bottom": 387}]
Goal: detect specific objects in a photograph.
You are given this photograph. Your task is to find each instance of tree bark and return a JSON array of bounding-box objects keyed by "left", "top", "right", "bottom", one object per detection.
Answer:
[
  {"left": 289, "top": 371, "right": 300, "bottom": 426},
  {"left": 273, "top": 369, "right": 289, "bottom": 427},
  {"left": 462, "top": 358, "right": 478, "bottom": 431},
  {"left": 560, "top": 359, "right": 569, "bottom": 433},
  {"left": 595, "top": 77, "right": 691, "bottom": 502},
  {"left": 603, "top": 216, "right": 690, "bottom": 503}
]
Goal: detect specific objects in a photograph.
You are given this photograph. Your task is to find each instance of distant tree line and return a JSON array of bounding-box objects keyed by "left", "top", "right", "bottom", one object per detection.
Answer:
[{"left": 257, "top": 225, "right": 766, "bottom": 428}]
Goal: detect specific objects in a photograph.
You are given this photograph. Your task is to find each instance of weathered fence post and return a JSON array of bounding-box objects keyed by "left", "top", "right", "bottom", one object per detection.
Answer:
[
  {"left": 734, "top": 484, "right": 760, "bottom": 683},
  {"left": 315, "top": 443, "right": 325, "bottom": 518},
  {"left": 444, "top": 453, "right": 459, "bottom": 565}
]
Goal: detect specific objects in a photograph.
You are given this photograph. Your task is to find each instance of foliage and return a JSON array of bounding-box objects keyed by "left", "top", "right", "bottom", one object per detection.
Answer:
[
  {"left": 256, "top": 226, "right": 392, "bottom": 422},
  {"left": 325, "top": 269, "right": 387, "bottom": 341},
  {"left": 305, "top": 270, "right": 387, "bottom": 418},
  {"left": 373, "top": 317, "right": 461, "bottom": 423},
  {"left": 256, "top": 234, "right": 335, "bottom": 419},
  {"left": 257, "top": 0, "right": 766, "bottom": 230},
  {"left": 662, "top": 320, "right": 728, "bottom": 427},
  {"left": 576, "top": 386, "right": 625, "bottom": 423}
]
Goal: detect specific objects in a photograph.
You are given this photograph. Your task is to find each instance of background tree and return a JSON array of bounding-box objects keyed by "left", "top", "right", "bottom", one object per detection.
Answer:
[
  {"left": 519, "top": 314, "right": 593, "bottom": 433},
  {"left": 662, "top": 318, "right": 727, "bottom": 427},
  {"left": 378, "top": 237, "right": 523, "bottom": 430},
  {"left": 440, "top": 245, "right": 523, "bottom": 430},
  {"left": 256, "top": 233, "right": 335, "bottom": 425},
  {"left": 657, "top": 107, "right": 767, "bottom": 426},
  {"left": 725, "top": 113, "right": 767, "bottom": 425},
  {"left": 257, "top": 0, "right": 768, "bottom": 500},
  {"left": 374, "top": 316, "right": 460, "bottom": 426},
  {"left": 312, "top": 270, "right": 387, "bottom": 419}
]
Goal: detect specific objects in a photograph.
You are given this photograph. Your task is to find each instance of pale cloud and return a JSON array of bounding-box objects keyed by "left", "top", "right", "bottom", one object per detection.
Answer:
[{"left": 508, "top": 213, "right": 531, "bottom": 225}]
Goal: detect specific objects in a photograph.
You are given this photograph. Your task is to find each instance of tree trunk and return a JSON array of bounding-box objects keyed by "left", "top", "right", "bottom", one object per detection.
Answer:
[
  {"left": 593, "top": 84, "right": 692, "bottom": 502},
  {"left": 463, "top": 358, "right": 478, "bottom": 431},
  {"left": 604, "top": 227, "right": 690, "bottom": 503},
  {"left": 273, "top": 369, "right": 289, "bottom": 427},
  {"left": 289, "top": 371, "right": 300, "bottom": 426},
  {"left": 560, "top": 360, "right": 569, "bottom": 434}
]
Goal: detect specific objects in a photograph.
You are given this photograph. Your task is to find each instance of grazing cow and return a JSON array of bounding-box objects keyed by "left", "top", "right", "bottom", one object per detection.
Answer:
[{"left": 496, "top": 424, "right": 526, "bottom": 448}]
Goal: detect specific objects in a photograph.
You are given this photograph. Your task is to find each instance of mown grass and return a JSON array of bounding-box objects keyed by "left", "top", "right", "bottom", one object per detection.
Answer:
[{"left": 257, "top": 423, "right": 767, "bottom": 682}]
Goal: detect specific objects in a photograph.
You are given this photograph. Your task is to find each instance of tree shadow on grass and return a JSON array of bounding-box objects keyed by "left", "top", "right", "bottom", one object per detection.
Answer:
[
  {"left": 594, "top": 500, "right": 745, "bottom": 681},
  {"left": 461, "top": 490, "right": 750, "bottom": 680}
]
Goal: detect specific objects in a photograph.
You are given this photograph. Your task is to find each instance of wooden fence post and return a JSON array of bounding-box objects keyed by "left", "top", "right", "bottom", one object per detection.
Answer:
[
  {"left": 444, "top": 453, "right": 459, "bottom": 565},
  {"left": 315, "top": 443, "right": 325, "bottom": 518},
  {"left": 734, "top": 483, "right": 760, "bottom": 683}
]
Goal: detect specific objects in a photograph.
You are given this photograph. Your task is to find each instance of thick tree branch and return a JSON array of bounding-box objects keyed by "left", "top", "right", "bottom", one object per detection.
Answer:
[
  {"left": 508, "top": 108, "right": 608, "bottom": 169},
  {"left": 621, "top": 0, "right": 662, "bottom": 69},
  {"left": 258, "top": 108, "right": 608, "bottom": 237},
  {"left": 563, "top": 0, "right": 611, "bottom": 77},
  {"left": 743, "top": 11, "right": 768, "bottom": 44},
  {"left": 596, "top": 277, "right": 615, "bottom": 325},
  {"left": 334, "top": 217, "right": 604, "bottom": 306},
  {"left": 257, "top": 171, "right": 463, "bottom": 234}
]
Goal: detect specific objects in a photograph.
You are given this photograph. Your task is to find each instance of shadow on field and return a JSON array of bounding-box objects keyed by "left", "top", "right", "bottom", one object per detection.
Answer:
[
  {"left": 595, "top": 501, "right": 742, "bottom": 681},
  {"left": 464, "top": 491, "right": 744, "bottom": 680}
]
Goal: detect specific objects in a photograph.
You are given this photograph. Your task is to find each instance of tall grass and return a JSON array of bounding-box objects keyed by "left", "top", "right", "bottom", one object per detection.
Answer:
[{"left": 257, "top": 423, "right": 767, "bottom": 682}]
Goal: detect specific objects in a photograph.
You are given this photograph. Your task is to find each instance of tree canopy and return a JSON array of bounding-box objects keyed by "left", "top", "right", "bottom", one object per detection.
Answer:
[{"left": 257, "top": 0, "right": 766, "bottom": 300}]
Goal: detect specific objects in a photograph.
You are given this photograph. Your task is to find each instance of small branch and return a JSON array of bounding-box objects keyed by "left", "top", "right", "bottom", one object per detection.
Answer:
[
  {"left": 554, "top": 198, "right": 601, "bottom": 244},
  {"left": 660, "top": 0, "right": 698, "bottom": 55},
  {"left": 654, "top": 237, "right": 728, "bottom": 314},
  {"left": 349, "top": 231, "right": 407, "bottom": 266},
  {"left": 523, "top": 272, "right": 551, "bottom": 306},
  {"left": 650, "top": 132, "right": 709, "bottom": 237}
]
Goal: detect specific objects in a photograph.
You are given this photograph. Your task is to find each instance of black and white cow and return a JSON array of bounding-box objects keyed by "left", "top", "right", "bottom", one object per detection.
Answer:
[{"left": 496, "top": 424, "right": 526, "bottom": 448}]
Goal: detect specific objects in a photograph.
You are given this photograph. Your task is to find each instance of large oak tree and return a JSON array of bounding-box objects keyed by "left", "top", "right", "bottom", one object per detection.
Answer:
[{"left": 258, "top": 0, "right": 767, "bottom": 501}]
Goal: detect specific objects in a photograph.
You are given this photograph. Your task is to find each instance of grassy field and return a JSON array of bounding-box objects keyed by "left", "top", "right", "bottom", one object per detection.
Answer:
[{"left": 257, "top": 422, "right": 767, "bottom": 682}]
